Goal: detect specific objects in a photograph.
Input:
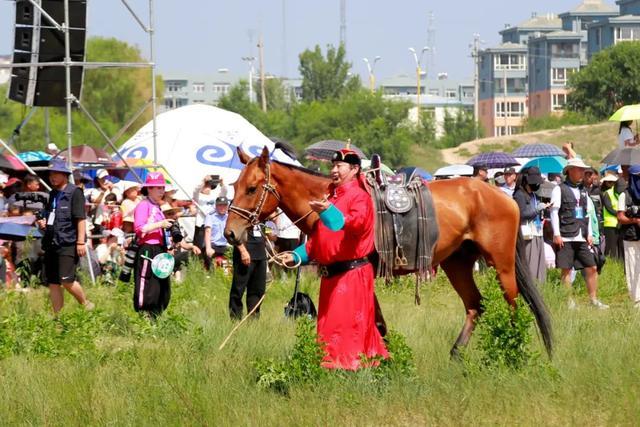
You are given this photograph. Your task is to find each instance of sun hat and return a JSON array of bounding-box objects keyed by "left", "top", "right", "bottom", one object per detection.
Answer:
[
  {"left": 160, "top": 203, "right": 182, "bottom": 216},
  {"left": 48, "top": 158, "right": 71, "bottom": 174},
  {"left": 503, "top": 167, "right": 517, "bottom": 175},
  {"left": 122, "top": 181, "right": 141, "bottom": 193},
  {"left": 563, "top": 158, "right": 590, "bottom": 172},
  {"left": 142, "top": 172, "right": 167, "bottom": 188},
  {"left": 600, "top": 174, "right": 618, "bottom": 183},
  {"left": 96, "top": 169, "right": 109, "bottom": 179}
]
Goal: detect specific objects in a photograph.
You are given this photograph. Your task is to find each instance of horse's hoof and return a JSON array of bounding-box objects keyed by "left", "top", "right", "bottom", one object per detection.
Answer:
[{"left": 449, "top": 346, "right": 463, "bottom": 362}]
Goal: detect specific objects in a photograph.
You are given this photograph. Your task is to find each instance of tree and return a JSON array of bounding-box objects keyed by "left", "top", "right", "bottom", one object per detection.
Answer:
[
  {"left": 568, "top": 42, "right": 640, "bottom": 119},
  {"left": 298, "top": 44, "right": 360, "bottom": 102},
  {"left": 0, "top": 37, "right": 162, "bottom": 152},
  {"left": 437, "top": 110, "right": 483, "bottom": 148}
]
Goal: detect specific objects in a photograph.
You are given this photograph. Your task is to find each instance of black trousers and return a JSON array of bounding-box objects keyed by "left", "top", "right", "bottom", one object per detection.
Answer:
[
  {"left": 193, "top": 225, "right": 212, "bottom": 270},
  {"left": 134, "top": 244, "right": 171, "bottom": 317},
  {"left": 229, "top": 257, "right": 267, "bottom": 319},
  {"left": 604, "top": 227, "right": 624, "bottom": 261}
]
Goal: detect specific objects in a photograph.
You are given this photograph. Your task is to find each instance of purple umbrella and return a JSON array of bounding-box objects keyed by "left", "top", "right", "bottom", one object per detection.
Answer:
[
  {"left": 467, "top": 152, "right": 520, "bottom": 169},
  {"left": 512, "top": 143, "right": 566, "bottom": 158},
  {"left": 305, "top": 140, "right": 367, "bottom": 161}
]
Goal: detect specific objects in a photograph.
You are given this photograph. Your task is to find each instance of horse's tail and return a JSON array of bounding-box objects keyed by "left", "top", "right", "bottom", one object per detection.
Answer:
[{"left": 515, "top": 232, "right": 553, "bottom": 357}]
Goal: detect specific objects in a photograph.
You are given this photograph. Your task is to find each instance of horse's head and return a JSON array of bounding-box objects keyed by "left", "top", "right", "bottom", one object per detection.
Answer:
[{"left": 224, "top": 146, "right": 281, "bottom": 245}]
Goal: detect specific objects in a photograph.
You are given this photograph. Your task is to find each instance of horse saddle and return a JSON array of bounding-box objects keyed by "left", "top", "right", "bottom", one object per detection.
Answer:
[{"left": 367, "top": 154, "right": 439, "bottom": 279}]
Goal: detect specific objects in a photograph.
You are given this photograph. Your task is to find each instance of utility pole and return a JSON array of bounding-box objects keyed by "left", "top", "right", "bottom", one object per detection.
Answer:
[
  {"left": 363, "top": 56, "right": 381, "bottom": 94},
  {"left": 471, "top": 34, "right": 481, "bottom": 140},
  {"left": 409, "top": 47, "right": 429, "bottom": 124},
  {"left": 503, "top": 67, "right": 508, "bottom": 136},
  {"left": 258, "top": 35, "right": 267, "bottom": 112},
  {"left": 281, "top": 0, "right": 287, "bottom": 78},
  {"left": 340, "top": 0, "right": 347, "bottom": 49}
]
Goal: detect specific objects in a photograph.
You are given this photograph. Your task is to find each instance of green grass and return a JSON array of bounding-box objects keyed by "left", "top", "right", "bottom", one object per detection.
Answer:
[{"left": 1, "top": 259, "right": 639, "bottom": 425}]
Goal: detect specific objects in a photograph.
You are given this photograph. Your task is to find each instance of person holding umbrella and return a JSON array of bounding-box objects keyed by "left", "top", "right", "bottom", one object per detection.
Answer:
[{"left": 618, "top": 121, "right": 639, "bottom": 148}]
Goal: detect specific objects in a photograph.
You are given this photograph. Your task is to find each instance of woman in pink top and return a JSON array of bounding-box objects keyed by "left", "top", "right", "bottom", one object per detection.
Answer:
[{"left": 133, "top": 172, "right": 174, "bottom": 317}]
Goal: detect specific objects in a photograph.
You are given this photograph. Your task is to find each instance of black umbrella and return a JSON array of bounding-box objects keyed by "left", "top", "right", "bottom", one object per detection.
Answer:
[
  {"left": 305, "top": 140, "right": 367, "bottom": 161},
  {"left": 602, "top": 148, "right": 640, "bottom": 166},
  {"left": 467, "top": 152, "right": 519, "bottom": 169}
]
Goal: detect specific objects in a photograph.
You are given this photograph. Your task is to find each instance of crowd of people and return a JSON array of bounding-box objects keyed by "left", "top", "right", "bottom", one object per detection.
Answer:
[
  {"left": 3, "top": 139, "right": 640, "bottom": 371},
  {"left": 471, "top": 143, "right": 640, "bottom": 310}
]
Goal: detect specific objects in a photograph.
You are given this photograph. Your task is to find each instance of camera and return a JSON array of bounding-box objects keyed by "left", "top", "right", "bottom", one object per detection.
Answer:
[
  {"left": 206, "top": 175, "right": 220, "bottom": 189},
  {"left": 627, "top": 205, "right": 640, "bottom": 218},
  {"left": 14, "top": 192, "right": 48, "bottom": 219},
  {"left": 169, "top": 222, "right": 183, "bottom": 244}
]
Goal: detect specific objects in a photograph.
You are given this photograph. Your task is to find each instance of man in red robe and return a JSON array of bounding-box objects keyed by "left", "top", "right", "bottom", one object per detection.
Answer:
[{"left": 283, "top": 149, "right": 388, "bottom": 370}]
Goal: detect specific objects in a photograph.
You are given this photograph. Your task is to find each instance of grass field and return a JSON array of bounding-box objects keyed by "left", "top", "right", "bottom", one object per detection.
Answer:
[{"left": 1, "top": 260, "right": 639, "bottom": 426}]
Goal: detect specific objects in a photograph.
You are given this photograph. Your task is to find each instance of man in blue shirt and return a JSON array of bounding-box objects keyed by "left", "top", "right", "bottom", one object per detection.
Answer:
[{"left": 204, "top": 197, "right": 230, "bottom": 267}]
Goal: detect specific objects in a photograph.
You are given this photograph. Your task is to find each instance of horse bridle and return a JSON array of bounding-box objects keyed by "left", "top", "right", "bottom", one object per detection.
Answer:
[{"left": 229, "top": 161, "right": 281, "bottom": 225}]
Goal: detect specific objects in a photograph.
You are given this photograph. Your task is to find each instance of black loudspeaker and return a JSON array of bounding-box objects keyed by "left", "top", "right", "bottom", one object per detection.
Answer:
[{"left": 8, "top": 0, "right": 87, "bottom": 107}]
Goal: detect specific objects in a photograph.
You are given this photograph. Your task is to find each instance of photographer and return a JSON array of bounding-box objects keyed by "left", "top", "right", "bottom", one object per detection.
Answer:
[
  {"left": 617, "top": 165, "right": 640, "bottom": 308},
  {"left": 37, "top": 160, "right": 94, "bottom": 313},
  {"left": 133, "top": 172, "right": 174, "bottom": 317},
  {"left": 513, "top": 167, "right": 548, "bottom": 283},
  {"left": 192, "top": 174, "right": 228, "bottom": 269},
  {"left": 7, "top": 174, "right": 49, "bottom": 212}
]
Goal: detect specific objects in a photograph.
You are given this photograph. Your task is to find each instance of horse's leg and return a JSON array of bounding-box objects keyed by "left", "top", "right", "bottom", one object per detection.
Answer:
[
  {"left": 477, "top": 238, "right": 519, "bottom": 308},
  {"left": 440, "top": 248, "right": 482, "bottom": 359}
]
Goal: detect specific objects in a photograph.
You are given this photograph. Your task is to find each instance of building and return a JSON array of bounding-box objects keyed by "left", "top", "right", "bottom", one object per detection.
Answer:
[
  {"left": 0, "top": 55, "right": 11, "bottom": 85},
  {"left": 478, "top": 43, "right": 529, "bottom": 137},
  {"left": 162, "top": 69, "right": 239, "bottom": 111},
  {"left": 528, "top": 1, "right": 618, "bottom": 118},
  {"left": 478, "top": 13, "right": 562, "bottom": 137},
  {"left": 379, "top": 74, "right": 474, "bottom": 137},
  {"left": 588, "top": 0, "right": 640, "bottom": 57}
]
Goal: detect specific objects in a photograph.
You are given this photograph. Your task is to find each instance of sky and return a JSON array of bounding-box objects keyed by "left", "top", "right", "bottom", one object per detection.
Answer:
[{"left": 0, "top": 1, "right": 614, "bottom": 83}]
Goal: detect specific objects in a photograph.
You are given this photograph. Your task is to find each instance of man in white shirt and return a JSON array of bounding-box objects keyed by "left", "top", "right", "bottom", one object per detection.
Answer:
[{"left": 550, "top": 158, "right": 608, "bottom": 309}]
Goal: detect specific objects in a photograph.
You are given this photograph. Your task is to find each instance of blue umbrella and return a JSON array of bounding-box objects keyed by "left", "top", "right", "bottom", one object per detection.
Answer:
[
  {"left": 17, "top": 151, "right": 52, "bottom": 163},
  {"left": 512, "top": 143, "right": 566, "bottom": 158},
  {"left": 467, "top": 152, "right": 519, "bottom": 169},
  {"left": 398, "top": 166, "right": 432, "bottom": 181},
  {"left": 520, "top": 156, "right": 567, "bottom": 174},
  {"left": 0, "top": 222, "right": 42, "bottom": 241}
]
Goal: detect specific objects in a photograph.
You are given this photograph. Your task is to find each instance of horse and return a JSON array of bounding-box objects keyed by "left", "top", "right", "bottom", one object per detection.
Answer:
[{"left": 224, "top": 147, "right": 553, "bottom": 357}]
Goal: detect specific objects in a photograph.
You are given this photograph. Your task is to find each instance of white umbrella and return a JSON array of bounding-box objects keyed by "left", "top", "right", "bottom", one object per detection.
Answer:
[
  {"left": 118, "top": 105, "right": 298, "bottom": 196},
  {"left": 434, "top": 164, "right": 474, "bottom": 177}
]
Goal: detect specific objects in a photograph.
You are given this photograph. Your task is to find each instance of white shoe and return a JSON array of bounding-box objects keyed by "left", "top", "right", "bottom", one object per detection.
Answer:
[
  {"left": 590, "top": 299, "right": 609, "bottom": 310},
  {"left": 568, "top": 298, "right": 577, "bottom": 310}
]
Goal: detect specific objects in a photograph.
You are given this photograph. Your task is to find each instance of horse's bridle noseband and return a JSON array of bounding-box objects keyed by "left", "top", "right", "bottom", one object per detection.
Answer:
[{"left": 229, "top": 162, "right": 281, "bottom": 225}]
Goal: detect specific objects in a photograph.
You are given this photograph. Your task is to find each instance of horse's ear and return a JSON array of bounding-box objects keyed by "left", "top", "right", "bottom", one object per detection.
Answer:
[
  {"left": 237, "top": 147, "right": 251, "bottom": 165},
  {"left": 257, "top": 146, "right": 270, "bottom": 167}
]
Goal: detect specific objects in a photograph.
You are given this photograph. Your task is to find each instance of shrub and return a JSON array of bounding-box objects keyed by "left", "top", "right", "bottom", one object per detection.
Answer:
[{"left": 471, "top": 277, "right": 535, "bottom": 370}]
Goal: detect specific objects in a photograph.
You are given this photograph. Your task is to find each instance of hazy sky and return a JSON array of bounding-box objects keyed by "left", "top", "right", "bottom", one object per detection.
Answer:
[{"left": 0, "top": 1, "right": 614, "bottom": 82}]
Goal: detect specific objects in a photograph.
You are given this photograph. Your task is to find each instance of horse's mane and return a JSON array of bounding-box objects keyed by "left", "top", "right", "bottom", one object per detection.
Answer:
[{"left": 272, "top": 160, "right": 329, "bottom": 179}]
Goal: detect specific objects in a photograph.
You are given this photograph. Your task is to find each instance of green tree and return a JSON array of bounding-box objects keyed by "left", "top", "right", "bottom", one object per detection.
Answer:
[
  {"left": 257, "top": 78, "right": 289, "bottom": 111},
  {"left": 437, "top": 110, "right": 483, "bottom": 148},
  {"left": 568, "top": 42, "right": 640, "bottom": 119},
  {"left": 298, "top": 44, "right": 360, "bottom": 102},
  {"left": 0, "top": 37, "right": 162, "bottom": 152}
]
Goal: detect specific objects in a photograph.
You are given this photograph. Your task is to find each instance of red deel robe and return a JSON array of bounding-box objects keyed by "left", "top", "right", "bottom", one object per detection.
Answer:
[{"left": 305, "top": 178, "right": 389, "bottom": 370}]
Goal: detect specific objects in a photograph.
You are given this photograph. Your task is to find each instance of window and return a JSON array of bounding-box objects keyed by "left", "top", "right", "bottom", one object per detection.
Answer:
[
  {"left": 193, "top": 82, "right": 205, "bottom": 93},
  {"left": 615, "top": 27, "right": 640, "bottom": 43},
  {"left": 428, "top": 89, "right": 440, "bottom": 96},
  {"left": 494, "top": 77, "right": 527, "bottom": 94},
  {"left": 494, "top": 126, "right": 522, "bottom": 136},
  {"left": 494, "top": 53, "right": 526, "bottom": 70},
  {"left": 445, "top": 89, "right": 457, "bottom": 98},
  {"left": 213, "top": 84, "right": 230, "bottom": 94},
  {"left": 495, "top": 101, "right": 525, "bottom": 117},
  {"left": 192, "top": 99, "right": 206, "bottom": 104},
  {"left": 551, "top": 68, "right": 577, "bottom": 85},
  {"left": 552, "top": 93, "right": 567, "bottom": 111},
  {"left": 166, "top": 81, "right": 185, "bottom": 92},
  {"left": 551, "top": 42, "right": 579, "bottom": 58}
]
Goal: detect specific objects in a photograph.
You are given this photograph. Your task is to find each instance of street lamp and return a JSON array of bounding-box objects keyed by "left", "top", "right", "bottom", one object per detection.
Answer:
[
  {"left": 241, "top": 56, "right": 256, "bottom": 103},
  {"left": 363, "top": 56, "right": 381, "bottom": 94},
  {"left": 408, "top": 46, "right": 429, "bottom": 118}
]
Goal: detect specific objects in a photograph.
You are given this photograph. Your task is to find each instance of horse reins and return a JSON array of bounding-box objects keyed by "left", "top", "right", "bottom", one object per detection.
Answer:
[{"left": 229, "top": 162, "right": 282, "bottom": 225}]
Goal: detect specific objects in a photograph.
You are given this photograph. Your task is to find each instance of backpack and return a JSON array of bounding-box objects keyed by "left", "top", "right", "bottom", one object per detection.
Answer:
[{"left": 284, "top": 292, "right": 317, "bottom": 319}]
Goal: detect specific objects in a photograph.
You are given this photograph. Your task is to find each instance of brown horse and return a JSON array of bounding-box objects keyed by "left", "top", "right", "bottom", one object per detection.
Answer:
[{"left": 224, "top": 147, "right": 553, "bottom": 357}]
